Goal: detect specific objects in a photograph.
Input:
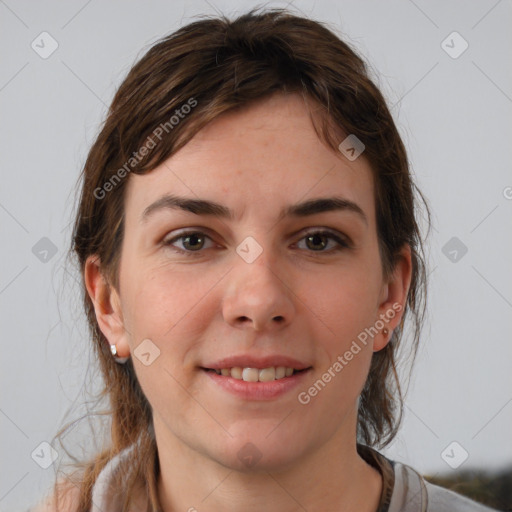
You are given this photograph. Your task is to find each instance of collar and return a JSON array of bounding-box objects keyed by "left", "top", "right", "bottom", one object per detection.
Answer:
[
  {"left": 91, "top": 442, "right": 397, "bottom": 511},
  {"left": 357, "top": 443, "right": 396, "bottom": 512}
]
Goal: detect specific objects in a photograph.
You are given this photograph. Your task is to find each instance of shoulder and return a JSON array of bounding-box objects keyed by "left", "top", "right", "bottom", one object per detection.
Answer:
[
  {"left": 423, "top": 479, "right": 498, "bottom": 512},
  {"left": 392, "top": 461, "right": 498, "bottom": 512},
  {"left": 29, "top": 480, "right": 81, "bottom": 512}
]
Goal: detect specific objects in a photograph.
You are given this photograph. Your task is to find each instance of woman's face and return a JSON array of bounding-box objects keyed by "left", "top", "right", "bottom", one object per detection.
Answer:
[{"left": 88, "top": 93, "right": 410, "bottom": 471}]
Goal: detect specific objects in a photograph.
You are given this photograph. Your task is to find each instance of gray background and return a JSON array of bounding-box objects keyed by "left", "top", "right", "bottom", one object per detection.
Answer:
[{"left": 1, "top": 0, "right": 511, "bottom": 510}]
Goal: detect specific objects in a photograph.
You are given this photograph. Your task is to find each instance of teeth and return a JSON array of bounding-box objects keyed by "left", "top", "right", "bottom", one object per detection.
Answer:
[
  {"left": 213, "top": 366, "right": 300, "bottom": 382},
  {"left": 275, "top": 366, "right": 286, "bottom": 379},
  {"left": 258, "top": 367, "right": 276, "bottom": 382},
  {"left": 242, "top": 368, "right": 259, "bottom": 382},
  {"left": 231, "top": 367, "right": 243, "bottom": 379}
]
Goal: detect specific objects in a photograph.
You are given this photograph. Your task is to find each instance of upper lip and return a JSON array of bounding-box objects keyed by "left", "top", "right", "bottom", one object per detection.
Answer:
[{"left": 202, "top": 355, "right": 312, "bottom": 370}]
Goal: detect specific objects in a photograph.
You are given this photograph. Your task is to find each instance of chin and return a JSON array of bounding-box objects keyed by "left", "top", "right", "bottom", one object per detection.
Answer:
[{"left": 211, "top": 429, "right": 308, "bottom": 474}]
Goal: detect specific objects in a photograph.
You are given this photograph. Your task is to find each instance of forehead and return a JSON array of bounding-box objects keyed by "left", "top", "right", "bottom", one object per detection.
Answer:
[{"left": 124, "top": 93, "right": 375, "bottom": 226}]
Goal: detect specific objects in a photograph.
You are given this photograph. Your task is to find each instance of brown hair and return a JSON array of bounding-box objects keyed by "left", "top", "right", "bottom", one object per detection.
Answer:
[{"left": 54, "top": 6, "right": 431, "bottom": 511}]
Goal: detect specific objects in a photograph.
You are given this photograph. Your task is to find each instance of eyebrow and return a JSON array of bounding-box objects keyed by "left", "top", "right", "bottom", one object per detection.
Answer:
[{"left": 141, "top": 194, "right": 368, "bottom": 226}]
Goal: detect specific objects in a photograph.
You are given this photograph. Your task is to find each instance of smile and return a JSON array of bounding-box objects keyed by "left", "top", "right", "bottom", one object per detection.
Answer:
[
  {"left": 202, "top": 365, "right": 312, "bottom": 400},
  {"left": 205, "top": 366, "right": 306, "bottom": 382}
]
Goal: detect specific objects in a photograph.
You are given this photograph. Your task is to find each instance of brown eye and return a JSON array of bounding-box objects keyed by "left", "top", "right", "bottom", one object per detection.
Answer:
[
  {"left": 305, "top": 233, "right": 329, "bottom": 251},
  {"left": 297, "top": 230, "right": 349, "bottom": 253},
  {"left": 163, "top": 231, "right": 214, "bottom": 254},
  {"left": 181, "top": 233, "right": 205, "bottom": 251}
]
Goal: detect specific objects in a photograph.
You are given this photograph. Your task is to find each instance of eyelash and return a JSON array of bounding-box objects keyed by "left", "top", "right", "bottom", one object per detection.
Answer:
[{"left": 162, "top": 229, "right": 350, "bottom": 256}]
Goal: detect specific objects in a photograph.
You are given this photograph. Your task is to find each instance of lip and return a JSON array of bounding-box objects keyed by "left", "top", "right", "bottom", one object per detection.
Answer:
[
  {"left": 202, "top": 355, "right": 311, "bottom": 371},
  {"left": 203, "top": 367, "right": 312, "bottom": 400}
]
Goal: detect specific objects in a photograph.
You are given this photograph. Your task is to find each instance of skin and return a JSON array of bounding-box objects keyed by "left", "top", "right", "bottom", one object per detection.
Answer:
[{"left": 85, "top": 92, "right": 412, "bottom": 512}]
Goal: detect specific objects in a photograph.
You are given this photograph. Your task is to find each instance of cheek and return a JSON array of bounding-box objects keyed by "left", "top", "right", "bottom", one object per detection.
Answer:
[
  {"left": 301, "top": 265, "right": 382, "bottom": 351},
  {"left": 299, "top": 270, "right": 380, "bottom": 404},
  {"left": 120, "top": 265, "right": 216, "bottom": 422},
  {"left": 122, "top": 262, "right": 221, "bottom": 342}
]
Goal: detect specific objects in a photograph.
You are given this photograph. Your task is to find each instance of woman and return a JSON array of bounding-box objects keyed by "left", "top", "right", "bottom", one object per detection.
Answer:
[{"left": 32, "top": 7, "right": 497, "bottom": 512}]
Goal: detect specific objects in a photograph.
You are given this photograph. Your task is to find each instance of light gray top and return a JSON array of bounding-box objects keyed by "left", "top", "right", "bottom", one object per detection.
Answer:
[
  {"left": 387, "top": 460, "right": 498, "bottom": 511},
  {"left": 33, "top": 443, "right": 500, "bottom": 511}
]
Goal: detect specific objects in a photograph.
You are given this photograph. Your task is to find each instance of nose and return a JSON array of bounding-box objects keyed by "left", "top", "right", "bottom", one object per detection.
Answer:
[{"left": 222, "top": 250, "right": 295, "bottom": 332}]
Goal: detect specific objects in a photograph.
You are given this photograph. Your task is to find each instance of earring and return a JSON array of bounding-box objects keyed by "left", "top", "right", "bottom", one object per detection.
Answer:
[
  {"left": 110, "top": 344, "right": 129, "bottom": 364},
  {"left": 382, "top": 328, "right": 389, "bottom": 337}
]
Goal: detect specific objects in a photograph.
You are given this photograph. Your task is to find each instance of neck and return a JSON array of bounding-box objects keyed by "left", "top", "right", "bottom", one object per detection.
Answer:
[{"left": 154, "top": 414, "right": 382, "bottom": 512}]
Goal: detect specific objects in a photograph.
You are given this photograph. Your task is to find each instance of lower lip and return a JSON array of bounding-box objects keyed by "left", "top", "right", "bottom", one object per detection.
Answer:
[{"left": 203, "top": 369, "right": 312, "bottom": 401}]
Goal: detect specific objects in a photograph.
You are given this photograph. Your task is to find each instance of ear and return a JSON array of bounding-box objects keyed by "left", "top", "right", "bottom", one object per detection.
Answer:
[
  {"left": 84, "top": 255, "right": 130, "bottom": 358},
  {"left": 373, "top": 244, "right": 413, "bottom": 352}
]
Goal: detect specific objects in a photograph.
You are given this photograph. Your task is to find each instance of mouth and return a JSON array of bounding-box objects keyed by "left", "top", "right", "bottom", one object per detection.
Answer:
[
  {"left": 201, "top": 364, "right": 313, "bottom": 400},
  {"left": 201, "top": 366, "right": 310, "bottom": 382}
]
